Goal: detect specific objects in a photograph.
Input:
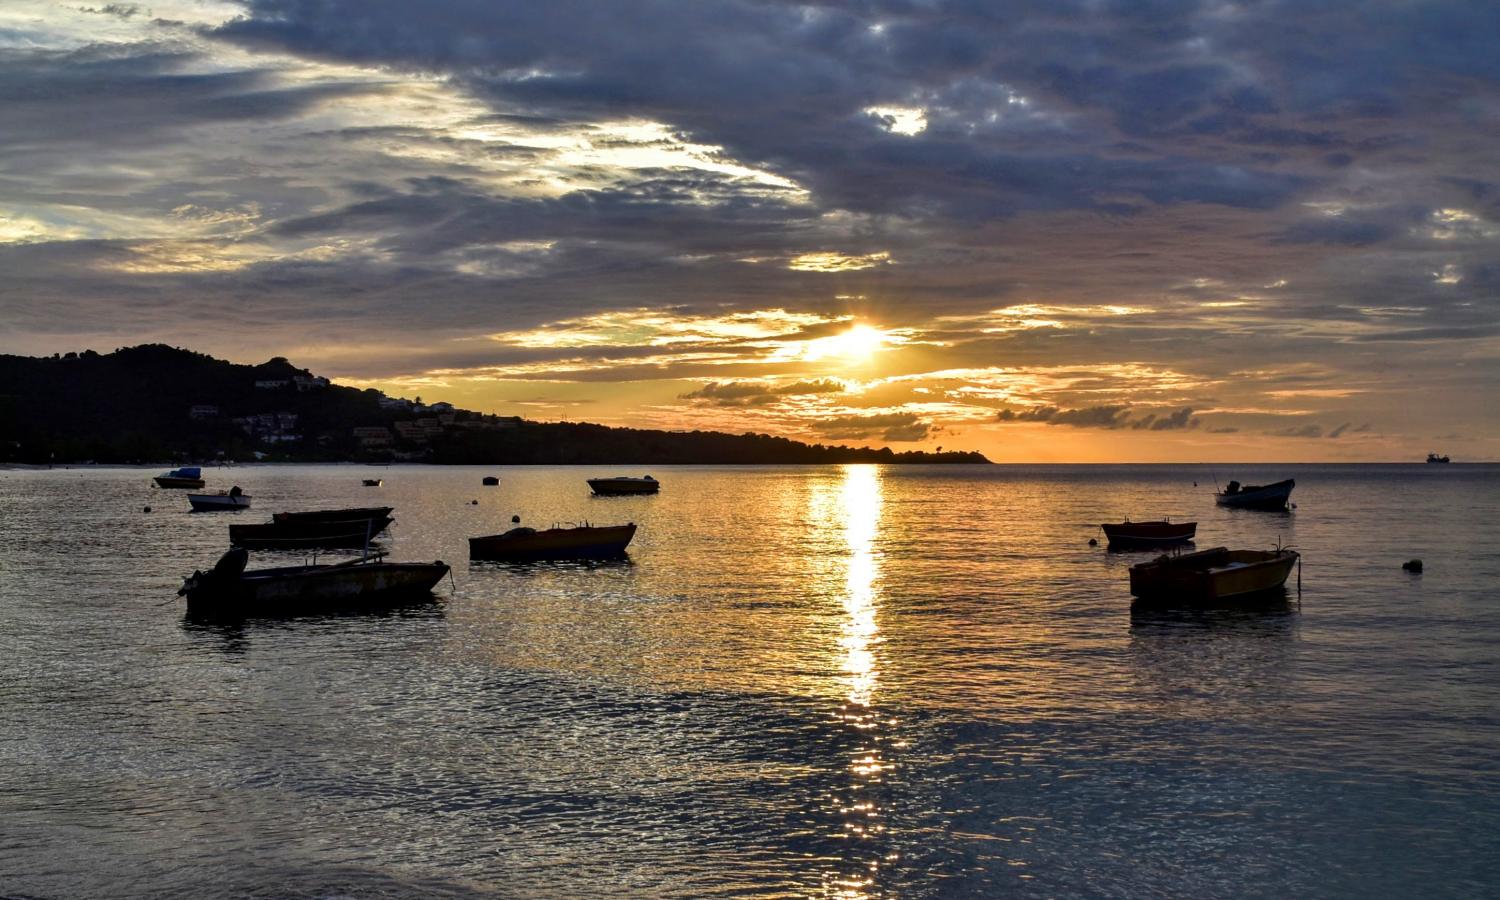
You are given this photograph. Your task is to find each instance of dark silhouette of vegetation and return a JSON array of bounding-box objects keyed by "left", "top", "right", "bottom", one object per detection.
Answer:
[{"left": 0, "top": 345, "right": 989, "bottom": 465}]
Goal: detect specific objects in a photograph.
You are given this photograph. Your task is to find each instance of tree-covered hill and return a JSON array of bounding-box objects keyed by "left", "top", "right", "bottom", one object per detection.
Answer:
[{"left": 0, "top": 345, "right": 989, "bottom": 465}]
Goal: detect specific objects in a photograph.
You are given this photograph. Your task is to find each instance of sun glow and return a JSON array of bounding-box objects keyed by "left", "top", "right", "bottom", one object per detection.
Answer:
[{"left": 777, "top": 324, "right": 890, "bottom": 363}]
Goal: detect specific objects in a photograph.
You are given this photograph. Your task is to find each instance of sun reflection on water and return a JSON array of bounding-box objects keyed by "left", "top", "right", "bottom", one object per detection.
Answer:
[{"left": 816, "top": 464, "right": 890, "bottom": 897}]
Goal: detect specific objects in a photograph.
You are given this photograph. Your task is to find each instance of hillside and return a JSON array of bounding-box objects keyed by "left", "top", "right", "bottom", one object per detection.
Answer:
[{"left": 0, "top": 345, "right": 989, "bottom": 465}]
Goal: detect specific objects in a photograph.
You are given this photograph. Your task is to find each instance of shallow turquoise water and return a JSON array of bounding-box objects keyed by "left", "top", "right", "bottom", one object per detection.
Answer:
[{"left": 1, "top": 463, "right": 1497, "bottom": 897}]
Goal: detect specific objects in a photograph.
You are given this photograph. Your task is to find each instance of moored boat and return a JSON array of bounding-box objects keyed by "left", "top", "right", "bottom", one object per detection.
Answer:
[
  {"left": 470, "top": 521, "right": 637, "bottom": 560},
  {"left": 188, "top": 486, "right": 250, "bottom": 512},
  {"left": 273, "top": 506, "right": 393, "bottom": 523},
  {"left": 154, "top": 466, "right": 205, "bottom": 489},
  {"left": 363, "top": 478, "right": 383, "bottom": 486},
  {"left": 1215, "top": 478, "right": 1294, "bottom": 510},
  {"left": 1129, "top": 546, "right": 1299, "bottom": 602},
  {"left": 1427, "top": 453, "right": 1451, "bottom": 464},
  {"left": 179, "top": 547, "right": 448, "bottom": 614},
  {"left": 587, "top": 475, "right": 659, "bottom": 495},
  {"left": 482, "top": 475, "right": 500, "bottom": 486},
  {"left": 231, "top": 510, "right": 393, "bottom": 550},
  {"left": 1101, "top": 519, "right": 1196, "bottom": 548}
]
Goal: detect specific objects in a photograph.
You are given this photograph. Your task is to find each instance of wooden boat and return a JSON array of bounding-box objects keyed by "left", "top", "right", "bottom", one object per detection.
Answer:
[
  {"left": 188, "top": 486, "right": 250, "bottom": 512},
  {"left": 230, "top": 513, "right": 393, "bottom": 550},
  {"left": 482, "top": 475, "right": 500, "bottom": 486},
  {"left": 1215, "top": 478, "right": 1294, "bottom": 510},
  {"left": 470, "top": 522, "right": 637, "bottom": 560},
  {"left": 179, "top": 548, "right": 448, "bottom": 614},
  {"left": 1101, "top": 519, "right": 1196, "bottom": 548},
  {"left": 1427, "top": 453, "right": 1451, "bottom": 464},
  {"left": 363, "top": 478, "right": 383, "bottom": 486},
  {"left": 587, "top": 475, "right": 659, "bottom": 495},
  {"left": 154, "top": 466, "right": 205, "bottom": 489},
  {"left": 1129, "top": 546, "right": 1299, "bottom": 602}
]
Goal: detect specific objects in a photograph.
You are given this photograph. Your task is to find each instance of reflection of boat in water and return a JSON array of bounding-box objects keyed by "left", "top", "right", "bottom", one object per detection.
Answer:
[
  {"left": 188, "top": 486, "right": 250, "bottom": 511},
  {"left": 1130, "top": 546, "right": 1299, "bottom": 602},
  {"left": 1427, "top": 453, "right": 1451, "bottom": 464},
  {"left": 154, "top": 466, "right": 205, "bottom": 489},
  {"left": 587, "top": 475, "right": 659, "bottom": 495},
  {"left": 1215, "top": 478, "right": 1294, "bottom": 510},
  {"left": 1101, "top": 519, "right": 1196, "bottom": 548},
  {"left": 469, "top": 521, "right": 637, "bottom": 560},
  {"left": 230, "top": 507, "right": 394, "bottom": 549},
  {"left": 178, "top": 548, "right": 448, "bottom": 614}
]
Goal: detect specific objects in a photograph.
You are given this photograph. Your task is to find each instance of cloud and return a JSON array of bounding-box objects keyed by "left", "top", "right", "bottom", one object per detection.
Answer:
[
  {"left": 811, "top": 412, "right": 932, "bottom": 442},
  {"left": 680, "top": 378, "right": 846, "bottom": 406},
  {"left": 1271, "top": 424, "right": 1325, "bottom": 438}
]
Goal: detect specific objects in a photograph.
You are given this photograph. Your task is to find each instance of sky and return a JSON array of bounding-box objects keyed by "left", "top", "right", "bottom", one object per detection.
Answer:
[{"left": 1, "top": 0, "right": 1497, "bottom": 461}]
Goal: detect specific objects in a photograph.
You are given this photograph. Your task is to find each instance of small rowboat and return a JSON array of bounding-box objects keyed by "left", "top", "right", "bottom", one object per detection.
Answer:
[
  {"left": 363, "top": 478, "right": 383, "bottom": 487},
  {"left": 179, "top": 548, "right": 448, "bottom": 615},
  {"left": 1215, "top": 478, "right": 1295, "bottom": 510},
  {"left": 482, "top": 476, "right": 500, "bottom": 486},
  {"left": 587, "top": 475, "right": 659, "bottom": 495},
  {"left": 188, "top": 487, "right": 250, "bottom": 512},
  {"left": 154, "top": 466, "right": 205, "bottom": 489},
  {"left": 1129, "top": 546, "right": 1299, "bottom": 602},
  {"left": 1100, "top": 519, "right": 1195, "bottom": 548},
  {"left": 470, "top": 522, "right": 637, "bottom": 561}
]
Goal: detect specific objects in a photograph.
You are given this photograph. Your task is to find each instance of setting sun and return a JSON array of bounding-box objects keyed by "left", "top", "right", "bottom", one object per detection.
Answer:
[{"left": 787, "top": 323, "right": 889, "bottom": 364}]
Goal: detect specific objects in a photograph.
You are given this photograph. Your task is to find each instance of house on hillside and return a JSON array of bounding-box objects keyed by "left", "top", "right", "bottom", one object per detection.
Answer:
[
  {"left": 187, "top": 404, "right": 219, "bottom": 420},
  {"left": 353, "top": 426, "right": 393, "bottom": 448},
  {"left": 254, "top": 379, "right": 290, "bottom": 390},
  {"left": 293, "top": 374, "right": 330, "bottom": 391}
]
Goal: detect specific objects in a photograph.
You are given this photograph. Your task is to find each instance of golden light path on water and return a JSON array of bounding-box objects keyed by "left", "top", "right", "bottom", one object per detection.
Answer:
[{"left": 823, "top": 464, "right": 888, "bottom": 898}]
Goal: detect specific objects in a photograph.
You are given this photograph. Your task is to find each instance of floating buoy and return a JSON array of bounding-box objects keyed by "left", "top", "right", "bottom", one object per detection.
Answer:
[
  {"left": 1087, "top": 537, "right": 1098, "bottom": 546},
  {"left": 511, "top": 514, "right": 521, "bottom": 523},
  {"left": 470, "top": 499, "right": 479, "bottom": 505},
  {"left": 143, "top": 506, "right": 152, "bottom": 513},
  {"left": 1290, "top": 502, "right": 1298, "bottom": 509},
  {"left": 1402, "top": 559, "right": 1423, "bottom": 573}
]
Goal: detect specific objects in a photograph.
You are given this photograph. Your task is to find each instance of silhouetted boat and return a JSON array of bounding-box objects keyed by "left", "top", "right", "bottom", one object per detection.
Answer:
[
  {"left": 588, "top": 475, "right": 659, "bottom": 495},
  {"left": 363, "top": 478, "right": 383, "bottom": 486},
  {"left": 1427, "top": 453, "right": 1451, "bottom": 464},
  {"left": 1130, "top": 546, "right": 1299, "bottom": 602},
  {"left": 482, "top": 475, "right": 500, "bottom": 486},
  {"left": 469, "top": 522, "right": 637, "bottom": 560},
  {"left": 178, "top": 547, "right": 448, "bottom": 614},
  {"left": 154, "top": 466, "right": 205, "bottom": 489},
  {"left": 230, "top": 509, "right": 393, "bottom": 550},
  {"left": 1215, "top": 478, "right": 1294, "bottom": 510},
  {"left": 274, "top": 506, "right": 393, "bottom": 523},
  {"left": 1101, "top": 519, "right": 1196, "bottom": 548},
  {"left": 188, "top": 486, "right": 249, "bottom": 511}
]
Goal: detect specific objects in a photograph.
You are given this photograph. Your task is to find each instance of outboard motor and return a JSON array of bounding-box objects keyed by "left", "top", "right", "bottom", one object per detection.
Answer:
[
  {"left": 212, "top": 547, "right": 249, "bottom": 579},
  {"left": 1225, "top": 480, "right": 1241, "bottom": 495}
]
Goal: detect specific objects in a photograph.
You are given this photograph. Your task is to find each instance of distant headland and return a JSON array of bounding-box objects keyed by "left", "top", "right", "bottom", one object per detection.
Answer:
[{"left": 0, "top": 345, "right": 989, "bottom": 465}]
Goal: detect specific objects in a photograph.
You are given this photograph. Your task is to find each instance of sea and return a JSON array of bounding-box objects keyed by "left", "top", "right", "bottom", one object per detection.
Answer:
[{"left": 1, "top": 463, "right": 1497, "bottom": 898}]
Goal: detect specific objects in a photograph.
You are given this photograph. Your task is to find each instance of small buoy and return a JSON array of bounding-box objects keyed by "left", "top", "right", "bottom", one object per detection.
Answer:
[
  {"left": 1291, "top": 502, "right": 1298, "bottom": 509},
  {"left": 1402, "top": 559, "right": 1423, "bottom": 573},
  {"left": 1087, "top": 538, "right": 1098, "bottom": 546},
  {"left": 470, "top": 499, "right": 479, "bottom": 505},
  {"left": 143, "top": 506, "right": 152, "bottom": 513},
  {"left": 511, "top": 514, "right": 521, "bottom": 523}
]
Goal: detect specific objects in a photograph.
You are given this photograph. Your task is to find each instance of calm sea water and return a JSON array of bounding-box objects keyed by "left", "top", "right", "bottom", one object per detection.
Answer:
[{"left": 1, "top": 463, "right": 1497, "bottom": 898}]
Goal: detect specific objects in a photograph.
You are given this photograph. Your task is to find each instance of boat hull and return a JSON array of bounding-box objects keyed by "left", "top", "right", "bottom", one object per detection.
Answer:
[
  {"left": 188, "top": 493, "right": 251, "bottom": 511},
  {"left": 587, "top": 479, "right": 659, "bottom": 495},
  {"left": 470, "top": 523, "right": 637, "bottom": 560},
  {"left": 1101, "top": 521, "right": 1196, "bottom": 547},
  {"left": 1130, "top": 547, "right": 1298, "bottom": 602},
  {"left": 184, "top": 561, "right": 448, "bottom": 614},
  {"left": 1215, "top": 478, "right": 1295, "bottom": 510},
  {"left": 155, "top": 476, "right": 205, "bottom": 489},
  {"left": 230, "top": 516, "right": 394, "bottom": 550}
]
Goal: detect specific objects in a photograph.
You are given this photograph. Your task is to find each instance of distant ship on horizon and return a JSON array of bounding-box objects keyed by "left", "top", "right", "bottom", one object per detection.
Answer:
[{"left": 1427, "top": 452, "right": 1451, "bottom": 464}]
